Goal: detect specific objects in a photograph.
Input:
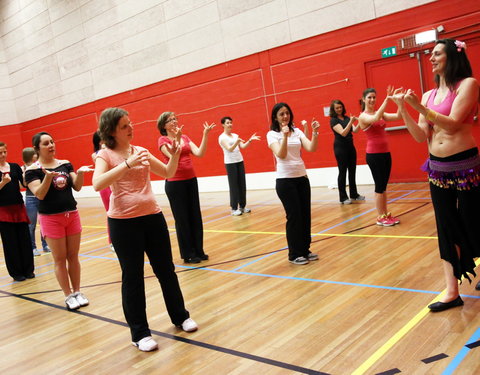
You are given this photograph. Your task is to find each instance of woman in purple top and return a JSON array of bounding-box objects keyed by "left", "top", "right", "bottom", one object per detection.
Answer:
[{"left": 390, "top": 39, "right": 480, "bottom": 311}]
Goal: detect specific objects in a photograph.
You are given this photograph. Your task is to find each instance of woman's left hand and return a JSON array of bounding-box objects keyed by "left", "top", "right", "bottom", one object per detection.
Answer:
[
  {"left": 311, "top": 118, "right": 320, "bottom": 131},
  {"left": 203, "top": 122, "right": 216, "bottom": 134},
  {"left": 77, "top": 165, "right": 94, "bottom": 174}
]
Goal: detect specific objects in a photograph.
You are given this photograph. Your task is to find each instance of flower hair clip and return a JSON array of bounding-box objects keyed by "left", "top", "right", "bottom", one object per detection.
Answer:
[{"left": 454, "top": 40, "right": 466, "bottom": 52}]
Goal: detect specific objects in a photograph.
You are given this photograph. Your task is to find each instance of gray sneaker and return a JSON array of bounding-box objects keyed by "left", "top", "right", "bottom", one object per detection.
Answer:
[
  {"left": 289, "top": 256, "right": 309, "bottom": 265},
  {"left": 340, "top": 199, "right": 352, "bottom": 205},
  {"left": 352, "top": 195, "right": 365, "bottom": 201},
  {"left": 33, "top": 248, "right": 41, "bottom": 256}
]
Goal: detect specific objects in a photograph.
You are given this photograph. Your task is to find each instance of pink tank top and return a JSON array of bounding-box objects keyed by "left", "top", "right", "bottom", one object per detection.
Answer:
[
  {"left": 363, "top": 118, "right": 389, "bottom": 153},
  {"left": 426, "top": 81, "right": 476, "bottom": 125}
]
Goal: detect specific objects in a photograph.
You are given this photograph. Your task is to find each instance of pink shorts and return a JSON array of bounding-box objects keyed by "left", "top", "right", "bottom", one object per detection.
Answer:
[{"left": 39, "top": 210, "right": 82, "bottom": 239}]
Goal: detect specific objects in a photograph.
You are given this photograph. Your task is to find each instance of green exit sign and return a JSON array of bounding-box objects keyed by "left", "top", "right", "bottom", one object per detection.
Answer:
[{"left": 381, "top": 46, "right": 397, "bottom": 58}]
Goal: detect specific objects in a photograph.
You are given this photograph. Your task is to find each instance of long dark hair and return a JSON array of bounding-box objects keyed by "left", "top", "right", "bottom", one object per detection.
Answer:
[
  {"left": 92, "top": 131, "right": 102, "bottom": 152},
  {"left": 329, "top": 99, "right": 346, "bottom": 118},
  {"left": 270, "top": 102, "right": 294, "bottom": 132},
  {"left": 32, "top": 132, "right": 52, "bottom": 152},
  {"left": 98, "top": 108, "right": 129, "bottom": 149},
  {"left": 360, "top": 88, "right": 376, "bottom": 111},
  {"left": 434, "top": 39, "right": 472, "bottom": 90}
]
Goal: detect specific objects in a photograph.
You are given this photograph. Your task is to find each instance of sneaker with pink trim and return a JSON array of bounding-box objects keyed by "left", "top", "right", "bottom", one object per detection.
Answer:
[
  {"left": 387, "top": 213, "right": 400, "bottom": 224},
  {"left": 376, "top": 214, "right": 395, "bottom": 227}
]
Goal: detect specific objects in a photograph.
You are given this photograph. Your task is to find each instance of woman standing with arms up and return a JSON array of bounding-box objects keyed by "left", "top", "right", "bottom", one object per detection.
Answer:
[
  {"left": 267, "top": 102, "right": 319, "bottom": 265},
  {"left": 329, "top": 100, "right": 365, "bottom": 205},
  {"left": 390, "top": 39, "right": 480, "bottom": 310},
  {"left": 25, "top": 132, "right": 93, "bottom": 309},
  {"left": 0, "top": 142, "right": 34, "bottom": 281},
  {"left": 157, "top": 112, "right": 215, "bottom": 264},
  {"left": 93, "top": 108, "right": 197, "bottom": 352},
  {"left": 218, "top": 116, "right": 260, "bottom": 216},
  {"left": 358, "top": 87, "right": 401, "bottom": 226}
]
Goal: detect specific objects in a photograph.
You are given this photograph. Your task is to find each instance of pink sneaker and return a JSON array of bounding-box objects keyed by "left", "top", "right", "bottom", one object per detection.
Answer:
[
  {"left": 376, "top": 214, "right": 395, "bottom": 226},
  {"left": 387, "top": 213, "right": 400, "bottom": 224}
]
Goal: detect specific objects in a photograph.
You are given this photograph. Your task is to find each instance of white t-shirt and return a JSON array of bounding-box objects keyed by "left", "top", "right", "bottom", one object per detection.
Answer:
[
  {"left": 218, "top": 133, "right": 243, "bottom": 164},
  {"left": 267, "top": 128, "right": 307, "bottom": 178}
]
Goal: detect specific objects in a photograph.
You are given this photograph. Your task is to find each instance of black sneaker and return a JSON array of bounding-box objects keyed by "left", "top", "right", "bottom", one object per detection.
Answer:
[{"left": 184, "top": 257, "right": 201, "bottom": 264}]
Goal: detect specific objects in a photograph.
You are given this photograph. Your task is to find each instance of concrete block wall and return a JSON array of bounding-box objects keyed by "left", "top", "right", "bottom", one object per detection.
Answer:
[{"left": 0, "top": 0, "right": 435, "bottom": 126}]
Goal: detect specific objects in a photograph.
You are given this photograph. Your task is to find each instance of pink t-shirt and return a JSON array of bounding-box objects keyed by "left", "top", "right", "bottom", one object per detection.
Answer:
[
  {"left": 158, "top": 135, "right": 196, "bottom": 181},
  {"left": 96, "top": 146, "right": 161, "bottom": 219},
  {"left": 363, "top": 119, "right": 389, "bottom": 154}
]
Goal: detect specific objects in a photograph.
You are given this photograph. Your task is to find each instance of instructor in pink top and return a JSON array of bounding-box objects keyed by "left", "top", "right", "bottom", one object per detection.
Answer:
[
  {"left": 93, "top": 107, "right": 198, "bottom": 352},
  {"left": 358, "top": 87, "right": 401, "bottom": 226}
]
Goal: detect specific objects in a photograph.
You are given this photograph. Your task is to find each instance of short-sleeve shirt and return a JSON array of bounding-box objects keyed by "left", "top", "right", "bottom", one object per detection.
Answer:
[
  {"left": 0, "top": 163, "right": 25, "bottom": 206},
  {"left": 330, "top": 117, "right": 354, "bottom": 146},
  {"left": 267, "top": 128, "right": 307, "bottom": 178},
  {"left": 96, "top": 146, "right": 160, "bottom": 219},
  {"left": 218, "top": 133, "right": 243, "bottom": 164},
  {"left": 25, "top": 162, "right": 77, "bottom": 214},
  {"left": 158, "top": 135, "right": 196, "bottom": 181}
]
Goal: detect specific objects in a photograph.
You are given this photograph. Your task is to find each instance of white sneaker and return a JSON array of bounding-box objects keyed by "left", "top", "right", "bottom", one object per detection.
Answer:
[
  {"left": 132, "top": 336, "right": 158, "bottom": 352},
  {"left": 33, "top": 248, "right": 41, "bottom": 256},
  {"left": 74, "top": 292, "right": 89, "bottom": 307},
  {"left": 231, "top": 209, "right": 242, "bottom": 216},
  {"left": 65, "top": 294, "right": 81, "bottom": 310},
  {"left": 240, "top": 207, "right": 251, "bottom": 213},
  {"left": 179, "top": 318, "right": 198, "bottom": 332},
  {"left": 110, "top": 244, "right": 115, "bottom": 252}
]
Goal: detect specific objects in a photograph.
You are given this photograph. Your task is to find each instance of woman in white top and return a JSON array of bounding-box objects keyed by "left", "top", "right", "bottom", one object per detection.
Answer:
[
  {"left": 218, "top": 116, "right": 260, "bottom": 216},
  {"left": 267, "top": 102, "right": 320, "bottom": 265}
]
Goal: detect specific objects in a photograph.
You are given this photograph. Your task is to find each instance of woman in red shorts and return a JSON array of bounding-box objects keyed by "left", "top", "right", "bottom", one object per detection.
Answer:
[{"left": 25, "top": 132, "right": 93, "bottom": 311}]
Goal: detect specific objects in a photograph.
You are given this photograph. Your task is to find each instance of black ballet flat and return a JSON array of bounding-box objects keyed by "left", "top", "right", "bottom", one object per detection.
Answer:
[
  {"left": 476, "top": 281, "right": 480, "bottom": 291},
  {"left": 199, "top": 254, "right": 209, "bottom": 261},
  {"left": 428, "top": 296, "right": 464, "bottom": 312}
]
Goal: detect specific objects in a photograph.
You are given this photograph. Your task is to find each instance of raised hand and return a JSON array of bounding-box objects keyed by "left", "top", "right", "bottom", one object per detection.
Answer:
[
  {"left": 203, "top": 122, "right": 216, "bottom": 134},
  {"left": 77, "top": 165, "right": 94, "bottom": 174},
  {"left": 173, "top": 125, "right": 184, "bottom": 143},
  {"left": 404, "top": 89, "right": 421, "bottom": 108},
  {"left": 390, "top": 87, "right": 406, "bottom": 106},
  {"left": 311, "top": 118, "right": 320, "bottom": 131},
  {"left": 281, "top": 125, "right": 290, "bottom": 136},
  {"left": 248, "top": 133, "right": 261, "bottom": 142}
]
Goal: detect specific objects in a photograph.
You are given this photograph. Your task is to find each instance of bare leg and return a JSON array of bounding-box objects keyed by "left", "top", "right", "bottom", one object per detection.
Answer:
[
  {"left": 46, "top": 237, "right": 72, "bottom": 297},
  {"left": 440, "top": 260, "right": 460, "bottom": 302},
  {"left": 375, "top": 192, "right": 388, "bottom": 217},
  {"left": 66, "top": 233, "right": 81, "bottom": 293},
  {"left": 440, "top": 245, "right": 461, "bottom": 302}
]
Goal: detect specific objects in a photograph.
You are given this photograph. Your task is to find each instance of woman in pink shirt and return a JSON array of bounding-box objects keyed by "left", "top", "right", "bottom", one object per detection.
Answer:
[
  {"left": 157, "top": 112, "right": 215, "bottom": 264},
  {"left": 358, "top": 87, "right": 401, "bottom": 226},
  {"left": 390, "top": 39, "right": 480, "bottom": 311},
  {"left": 93, "top": 107, "right": 198, "bottom": 352}
]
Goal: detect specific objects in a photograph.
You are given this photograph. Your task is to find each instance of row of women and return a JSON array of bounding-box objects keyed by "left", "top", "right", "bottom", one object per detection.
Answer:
[{"left": 0, "top": 39, "right": 478, "bottom": 353}]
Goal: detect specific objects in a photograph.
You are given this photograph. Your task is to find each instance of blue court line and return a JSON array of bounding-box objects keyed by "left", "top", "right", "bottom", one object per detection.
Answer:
[
  {"left": 232, "top": 250, "right": 284, "bottom": 271},
  {"left": 441, "top": 327, "right": 480, "bottom": 374}
]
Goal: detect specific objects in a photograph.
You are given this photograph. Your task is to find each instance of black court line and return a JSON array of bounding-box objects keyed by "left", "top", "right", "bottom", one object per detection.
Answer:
[
  {"left": 375, "top": 369, "right": 401, "bottom": 375},
  {"left": 421, "top": 353, "right": 449, "bottom": 363},
  {"left": 466, "top": 339, "right": 480, "bottom": 349},
  {"left": 0, "top": 289, "right": 330, "bottom": 375}
]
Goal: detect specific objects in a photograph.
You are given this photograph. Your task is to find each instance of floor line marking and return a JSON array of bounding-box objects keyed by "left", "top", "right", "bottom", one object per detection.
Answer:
[
  {"left": 440, "top": 327, "right": 480, "bottom": 374},
  {"left": 352, "top": 258, "right": 480, "bottom": 375}
]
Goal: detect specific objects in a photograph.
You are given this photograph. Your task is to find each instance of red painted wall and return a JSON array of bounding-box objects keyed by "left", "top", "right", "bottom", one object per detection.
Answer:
[{"left": 4, "top": 0, "right": 480, "bottom": 185}]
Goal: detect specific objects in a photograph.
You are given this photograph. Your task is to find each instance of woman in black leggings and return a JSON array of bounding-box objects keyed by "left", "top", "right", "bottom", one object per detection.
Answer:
[{"left": 329, "top": 100, "right": 364, "bottom": 204}]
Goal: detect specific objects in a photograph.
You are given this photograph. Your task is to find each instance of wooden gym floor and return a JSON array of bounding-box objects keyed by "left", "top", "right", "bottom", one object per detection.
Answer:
[{"left": 0, "top": 182, "right": 479, "bottom": 375}]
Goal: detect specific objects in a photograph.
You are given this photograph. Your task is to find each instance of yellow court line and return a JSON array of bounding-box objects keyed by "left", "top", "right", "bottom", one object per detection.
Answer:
[
  {"left": 83, "top": 225, "right": 437, "bottom": 240},
  {"left": 351, "top": 258, "right": 480, "bottom": 375}
]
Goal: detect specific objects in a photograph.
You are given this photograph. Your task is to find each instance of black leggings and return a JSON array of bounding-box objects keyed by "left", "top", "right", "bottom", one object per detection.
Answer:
[
  {"left": 225, "top": 161, "right": 247, "bottom": 210},
  {"left": 275, "top": 176, "right": 311, "bottom": 260},
  {"left": 109, "top": 212, "right": 189, "bottom": 342},
  {"left": 366, "top": 152, "right": 391, "bottom": 193},
  {"left": 333, "top": 142, "right": 359, "bottom": 201}
]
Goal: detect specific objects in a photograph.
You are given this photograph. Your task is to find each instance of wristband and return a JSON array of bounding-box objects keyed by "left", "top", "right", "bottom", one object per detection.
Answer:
[
  {"left": 125, "top": 160, "right": 131, "bottom": 169},
  {"left": 426, "top": 109, "right": 438, "bottom": 122}
]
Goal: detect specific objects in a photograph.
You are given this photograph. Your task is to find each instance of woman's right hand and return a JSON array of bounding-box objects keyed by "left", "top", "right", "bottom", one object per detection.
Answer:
[
  {"left": 1, "top": 172, "right": 11, "bottom": 185},
  {"left": 281, "top": 124, "right": 290, "bottom": 136},
  {"left": 127, "top": 149, "right": 150, "bottom": 167}
]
